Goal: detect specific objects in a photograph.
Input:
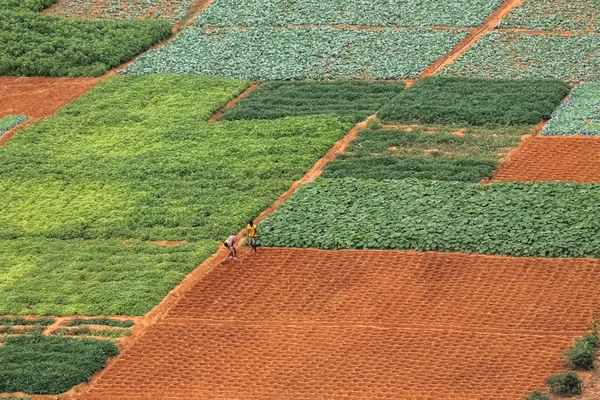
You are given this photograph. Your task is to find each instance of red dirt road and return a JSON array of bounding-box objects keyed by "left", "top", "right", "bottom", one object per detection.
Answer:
[
  {"left": 0, "top": 76, "right": 98, "bottom": 119},
  {"left": 493, "top": 136, "right": 600, "bottom": 182},
  {"left": 85, "top": 248, "right": 600, "bottom": 399}
]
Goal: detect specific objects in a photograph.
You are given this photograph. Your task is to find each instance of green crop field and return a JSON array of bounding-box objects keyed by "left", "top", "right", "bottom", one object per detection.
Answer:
[
  {"left": 543, "top": 83, "right": 600, "bottom": 135},
  {"left": 122, "top": 27, "right": 467, "bottom": 79},
  {"left": 48, "top": 0, "right": 198, "bottom": 20},
  {"left": 499, "top": 0, "right": 600, "bottom": 32}
]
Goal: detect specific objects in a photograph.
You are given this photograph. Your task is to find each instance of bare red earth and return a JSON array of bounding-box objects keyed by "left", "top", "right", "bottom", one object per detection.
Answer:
[
  {"left": 493, "top": 136, "right": 600, "bottom": 182},
  {"left": 0, "top": 76, "right": 98, "bottom": 119},
  {"left": 84, "top": 248, "right": 600, "bottom": 399}
]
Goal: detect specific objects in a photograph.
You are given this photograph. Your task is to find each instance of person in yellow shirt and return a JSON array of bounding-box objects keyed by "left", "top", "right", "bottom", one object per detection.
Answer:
[{"left": 246, "top": 220, "right": 258, "bottom": 254}]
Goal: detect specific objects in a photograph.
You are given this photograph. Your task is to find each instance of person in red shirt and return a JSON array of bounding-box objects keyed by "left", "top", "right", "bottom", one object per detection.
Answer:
[{"left": 224, "top": 235, "right": 237, "bottom": 260}]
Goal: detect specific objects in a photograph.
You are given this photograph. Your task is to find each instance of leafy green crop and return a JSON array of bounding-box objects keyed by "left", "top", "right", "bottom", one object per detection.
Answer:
[
  {"left": 48, "top": 0, "right": 197, "bottom": 20},
  {"left": 123, "top": 27, "right": 467, "bottom": 79},
  {"left": 63, "top": 318, "right": 134, "bottom": 328},
  {"left": 0, "top": 335, "right": 118, "bottom": 394},
  {"left": 499, "top": 0, "right": 600, "bottom": 32},
  {"left": 220, "top": 80, "right": 404, "bottom": 122},
  {"left": 543, "top": 83, "right": 600, "bottom": 135},
  {"left": 259, "top": 178, "right": 600, "bottom": 258},
  {"left": 0, "top": 0, "right": 57, "bottom": 12},
  {"left": 0, "top": 10, "right": 171, "bottom": 77},
  {"left": 0, "top": 75, "right": 353, "bottom": 315},
  {"left": 52, "top": 326, "right": 130, "bottom": 338},
  {"left": 441, "top": 32, "right": 600, "bottom": 82},
  {"left": 0, "top": 115, "right": 27, "bottom": 132},
  {"left": 194, "top": 0, "right": 503, "bottom": 27},
  {"left": 378, "top": 77, "right": 570, "bottom": 125},
  {"left": 322, "top": 125, "right": 525, "bottom": 182},
  {"left": 0, "top": 316, "right": 54, "bottom": 326}
]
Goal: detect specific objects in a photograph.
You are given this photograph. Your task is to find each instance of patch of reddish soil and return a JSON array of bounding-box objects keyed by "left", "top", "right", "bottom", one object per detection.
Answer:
[
  {"left": 493, "top": 136, "right": 600, "bottom": 182},
  {"left": 0, "top": 76, "right": 98, "bottom": 119},
  {"left": 84, "top": 248, "right": 600, "bottom": 399}
]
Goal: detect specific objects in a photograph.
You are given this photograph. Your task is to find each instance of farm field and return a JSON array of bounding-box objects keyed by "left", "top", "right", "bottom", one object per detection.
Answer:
[
  {"left": 85, "top": 248, "right": 599, "bottom": 399},
  {"left": 3, "top": 0, "right": 600, "bottom": 398}
]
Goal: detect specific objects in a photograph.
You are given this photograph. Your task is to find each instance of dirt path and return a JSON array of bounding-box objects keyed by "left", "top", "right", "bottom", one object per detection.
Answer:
[
  {"left": 419, "top": 0, "right": 525, "bottom": 77},
  {"left": 492, "top": 136, "right": 600, "bottom": 182},
  {"left": 84, "top": 248, "right": 600, "bottom": 399}
]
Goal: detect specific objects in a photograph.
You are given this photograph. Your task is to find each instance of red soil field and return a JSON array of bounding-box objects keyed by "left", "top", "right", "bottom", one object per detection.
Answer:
[
  {"left": 493, "top": 136, "right": 600, "bottom": 182},
  {"left": 0, "top": 76, "right": 98, "bottom": 119},
  {"left": 85, "top": 248, "right": 600, "bottom": 399}
]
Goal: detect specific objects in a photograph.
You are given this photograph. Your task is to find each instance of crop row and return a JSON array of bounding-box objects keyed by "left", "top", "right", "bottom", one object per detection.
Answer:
[
  {"left": 221, "top": 81, "right": 405, "bottom": 122},
  {"left": 441, "top": 32, "right": 600, "bottom": 82},
  {"left": 194, "top": 0, "right": 504, "bottom": 27},
  {"left": 543, "top": 83, "right": 600, "bottom": 136},
  {"left": 123, "top": 27, "right": 467, "bottom": 79},
  {"left": 322, "top": 125, "right": 526, "bottom": 182},
  {"left": 48, "top": 0, "right": 198, "bottom": 20},
  {"left": 259, "top": 178, "right": 600, "bottom": 258},
  {"left": 0, "top": 335, "right": 118, "bottom": 394},
  {"left": 378, "top": 77, "right": 570, "bottom": 125},
  {"left": 0, "top": 74, "right": 353, "bottom": 315},
  {"left": 0, "top": 114, "right": 27, "bottom": 132},
  {"left": 0, "top": 2, "right": 171, "bottom": 77},
  {"left": 498, "top": 0, "right": 600, "bottom": 32}
]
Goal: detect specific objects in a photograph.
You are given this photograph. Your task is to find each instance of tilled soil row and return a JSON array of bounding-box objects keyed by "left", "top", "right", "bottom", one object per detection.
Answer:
[
  {"left": 493, "top": 136, "right": 600, "bottom": 182},
  {"left": 85, "top": 248, "right": 600, "bottom": 399}
]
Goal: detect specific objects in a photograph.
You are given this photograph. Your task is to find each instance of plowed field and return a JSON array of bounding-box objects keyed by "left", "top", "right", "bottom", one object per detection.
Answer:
[
  {"left": 0, "top": 76, "right": 98, "bottom": 119},
  {"left": 86, "top": 248, "right": 600, "bottom": 399},
  {"left": 493, "top": 136, "right": 600, "bottom": 182}
]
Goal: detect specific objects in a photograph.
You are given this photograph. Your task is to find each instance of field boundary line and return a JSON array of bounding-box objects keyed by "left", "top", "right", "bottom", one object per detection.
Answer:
[
  {"left": 209, "top": 82, "right": 260, "bottom": 122},
  {"left": 419, "top": 0, "right": 525, "bottom": 77}
]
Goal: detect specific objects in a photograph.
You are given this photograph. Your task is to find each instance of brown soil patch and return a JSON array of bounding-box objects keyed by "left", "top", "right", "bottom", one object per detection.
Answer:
[
  {"left": 492, "top": 136, "right": 600, "bottom": 182},
  {"left": 451, "top": 128, "right": 466, "bottom": 136},
  {"left": 420, "top": 0, "right": 525, "bottom": 77},
  {"left": 0, "top": 76, "right": 98, "bottom": 119},
  {"left": 209, "top": 82, "right": 260, "bottom": 122},
  {"left": 84, "top": 248, "right": 600, "bottom": 399}
]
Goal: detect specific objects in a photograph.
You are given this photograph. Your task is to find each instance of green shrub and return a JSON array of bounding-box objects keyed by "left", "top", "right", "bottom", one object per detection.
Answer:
[
  {"left": 581, "top": 332, "right": 600, "bottom": 348},
  {"left": 0, "top": 335, "right": 118, "bottom": 394},
  {"left": 366, "top": 117, "right": 383, "bottom": 130},
  {"left": 0, "top": 10, "right": 171, "bottom": 77},
  {"left": 545, "top": 371, "right": 582, "bottom": 397},
  {"left": 523, "top": 391, "right": 550, "bottom": 400},
  {"left": 378, "top": 77, "right": 570, "bottom": 125},
  {"left": 63, "top": 317, "right": 134, "bottom": 328},
  {"left": 259, "top": 178, "right": 600, "bottom": 257},
  {"left": 565, "top": 335, "right": 597, "bottom": 370},
  {"left": 0, "top": 316, "right": 54, "bottom": 326},
  {"left": 0, "top": 0, "right": 57, "bottom": 11},
  {"left": 220, "top": 81, "right": 404, "bottom": 123}
]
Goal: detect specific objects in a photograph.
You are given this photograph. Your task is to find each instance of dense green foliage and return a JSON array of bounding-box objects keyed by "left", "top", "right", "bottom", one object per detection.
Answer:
[
  {"left": 123, "top": 27, "right": 467, "bottom": 79},
  {"left": 194, "top": 0, "right": 503, "bottom": 27},
  {"left": 564, "top": 334, "right": 599, "bottom": 370},
  {"left": 0, "top": 316, "right": 54, "bottom": 326},
  {"left": 0, "top": 115, "right": 27, "bottom": 132},
  {"left": 0, "top": 75, "right": 352, "bottom": 315},
  {"left": 322, "top": 125, "right": 525, "bottom": 182},
  {"left": 441, "top": 32, "right": 600, "bottom": 82},
  {"left": 48, "top": 0, "right": 197, "bottom": 20},
  {"left": 221, "top": 81, "right": 404, "bottom": 122},
  {"left": 378, "top": 77, "right": 570, "bottom": 125},
  {"left": 523, "top": 391, "right": 550, "bottom": 400},
  {"left": 259, "top": 178, "right": 600, "bottom": 258},
  {"left": 0, "top": 238, "right": 216, "bottom": 315},
  {"left": 0, "top": 0, "right": 57, "bottom": 11},
  {"left": 500, "top": 0, "right": 600, "bottom": 32},
  {"left": 0, "top": 10, "right": 171, "bottom": 77},
  {"left": 0, "top": 335, "right": 118, "bottom": 394},
  {"left": 543, "top": 83, "right": 600, "bottom": 135},
  {"left": 52, "top": 326, "right": 130, "bottom": 338},
  {"left": 63, "top": 318, "right": 134, "bottom": 328},
  {"left": 545, "top": 371, "right": 582, "bottom": 397}
]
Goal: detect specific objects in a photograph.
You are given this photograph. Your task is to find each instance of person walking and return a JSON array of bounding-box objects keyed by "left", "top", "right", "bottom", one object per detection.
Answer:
[
  {"left": 247, "top": 220, "right": 258, "bottom": 254},
  {"left": 224, "top": 235, "right": 237, "bottom": 260}
]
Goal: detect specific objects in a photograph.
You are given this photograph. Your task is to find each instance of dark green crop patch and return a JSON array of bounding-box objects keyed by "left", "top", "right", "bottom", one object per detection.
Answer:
[
  {"left": 220, "top": 80, "right": 405, "bottom": 122},
  {"left": 0, "top": 9, "right": 171, "bottom": 77},
  {"left": 63, "top": 317, "right": 134, "bottom": 328},
  {"left": 378, "top": 77, "right": 570, "bottom": 125},
  {"left": 0, "top": 335, "right": 118, "bottom": 394},
  {"left": 322, "top": 125, "right": 525, "bottom": 182},
  {"left": 259, "top": 178, "right": 600, "bottom": 258}
]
